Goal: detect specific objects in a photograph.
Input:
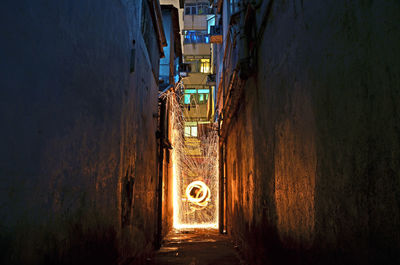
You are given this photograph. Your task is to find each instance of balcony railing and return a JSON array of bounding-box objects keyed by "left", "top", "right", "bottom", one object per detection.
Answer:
[
  {"left": 185, "top": 3, "right": 215, "bottom": 15},
  {"left": 183, "top": 31, "right": 210, "bottom": 44}
]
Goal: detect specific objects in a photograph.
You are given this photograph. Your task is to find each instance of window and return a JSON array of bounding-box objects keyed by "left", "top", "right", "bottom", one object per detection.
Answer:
[
  {"left": 183, "top": 93, "right": 198, "bottom": 105},
  {"left": 184, "top": 125, "right": 198, "bottom": 137},
  {"left": 229, "top": 0, "right": 240, "bottom": 15},
  {"left": 198, "top": 3, "right": 210, "bottom": 14},
  {"left": 185, "top": 7, "right": 191, "bottom": 14},
  {"left": 183, "top": 88, "right": 210, "bottom": 105},
  {"left": 184, "top": 2, "right": 213, "bottom": 15},
  {"left": 200, "top": 59, "right": 210, "bottom": 73},
  {"left": 198, "top": 94, "right": 209, "bottom": 104},
  {"left": 185, "top": 3, "right": 196, "bottom": 15},
  {"left": 198, "top": 89, "right": 210, "bottom": 94},
  {"left": 184, "top": 126, "right": 191, "bottom": 136},
  {"left": 191, "top": 126, "right": 198, "bottom": 137},
  {"left": 198, "top": 93, "right": 209, "bottom": 104},
  {"left": 184, "top": 58, "right": 211, "bottom": 73},
  {"left": 184, "top": 94, "right": 191, "bottom": 104}
]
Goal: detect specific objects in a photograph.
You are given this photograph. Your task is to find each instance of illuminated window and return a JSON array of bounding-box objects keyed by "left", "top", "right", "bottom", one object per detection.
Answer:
[
  {"left": 184, "top": 126, "right": 198, "bottom": 137},
  {"left": 185, "top": 58, "right": 211, "bottom": 73},
  {"left": 200, "top": 59, "right": 210, "bottom": 73},
  {"left": 184, "top": 126, "right": 191, "bottom": 136},
  {"left": 184, "top": 94, "right": 191, "bottom": 104},
  {"left": 198, "top": 89, "right": 210, "bottom": 94},
  {"left": 198, "top": 93, "right": 209, "bottom": 104},
  {"left": 183, "top": 89, "right": 210, "bottom": 105},
  {"left": 192, "top": 126, "right": 198, "bottom": 137},
  {"left": 185, "top": 89, "right": 197, "bottom": 94}
]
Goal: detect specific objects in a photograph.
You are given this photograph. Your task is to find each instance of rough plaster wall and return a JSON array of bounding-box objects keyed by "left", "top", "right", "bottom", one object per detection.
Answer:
[
  {"left": 0, "top": 0, "right": 159, "bottom": 264},
  {"left": 226, "top": 1, "right": 400, "bottom": 265}
]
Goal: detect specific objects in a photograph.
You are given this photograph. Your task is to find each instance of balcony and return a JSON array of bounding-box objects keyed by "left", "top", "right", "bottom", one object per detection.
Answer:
[{"left": 183, "top": 31, "right": 210, "bottom": 44}]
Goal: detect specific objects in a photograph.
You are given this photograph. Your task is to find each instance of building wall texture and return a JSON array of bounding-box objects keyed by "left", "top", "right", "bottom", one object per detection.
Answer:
[
  {"left": 224, "top": 1, "right": 400, "bottom": 265},
  {"left": 0, "top": 0, "right": 161, "bottom": 264}
]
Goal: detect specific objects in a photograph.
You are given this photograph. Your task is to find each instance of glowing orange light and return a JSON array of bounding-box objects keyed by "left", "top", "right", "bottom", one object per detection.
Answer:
[
  {"left": 166, "top": 83, "right": 219, "bottom": 230},
  {"left": 185, "top": 180, "right": 211, "bottom": 207}
]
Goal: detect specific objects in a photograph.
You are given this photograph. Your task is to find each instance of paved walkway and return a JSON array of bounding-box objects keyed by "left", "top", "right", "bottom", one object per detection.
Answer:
[{"left": 147, "top": 229, "right": 245, "bottom": 265}]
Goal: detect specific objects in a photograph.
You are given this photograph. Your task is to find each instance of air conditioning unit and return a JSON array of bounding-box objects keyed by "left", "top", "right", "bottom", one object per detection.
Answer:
[
  {"left": 207, "top": 74, "right": 216, "bottom": 85},
  {"left": 179, "top": 63, "right": 192, "bottom": 77},
  {"left": 210, "top": 25, "right": 222, "bottom": 43}
]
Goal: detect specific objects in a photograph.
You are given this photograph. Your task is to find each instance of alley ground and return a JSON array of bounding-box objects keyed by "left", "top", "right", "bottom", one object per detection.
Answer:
[{"left": 147, "top": 230, "right": 245, "bottom": 265}]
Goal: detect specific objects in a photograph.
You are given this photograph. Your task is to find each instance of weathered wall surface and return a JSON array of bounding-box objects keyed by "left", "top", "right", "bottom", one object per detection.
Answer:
[
  {"left": 0, "top": 0, "right": 160, "bottom": 264},
  {"left": 225, "top": 1, "right": 400, "bottom": 264}
]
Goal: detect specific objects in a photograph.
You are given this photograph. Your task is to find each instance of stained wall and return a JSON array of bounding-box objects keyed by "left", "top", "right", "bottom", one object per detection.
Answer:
[
  {"left": 0, "top": 0, "right": 162, "bottom": 264},
  {"left": 224, "top": 1, "right": 400, "bottom": 264}
]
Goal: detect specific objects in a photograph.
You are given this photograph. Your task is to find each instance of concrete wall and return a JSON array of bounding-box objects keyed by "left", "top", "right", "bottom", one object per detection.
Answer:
[
  {"left": 0, "top": 0, "right": 161, "bottom": 264},
  {"left": 183, "top": 15, "right": 208, "bottom": 30},
  {"left": 183, "top": 72, "right": 209, "bottom": 84},
  {"left": 223, "top": 1, "right": 400, "bottom": 264},
  {"left": 183, "top": 43, "right": 212, "bottom": 56}
]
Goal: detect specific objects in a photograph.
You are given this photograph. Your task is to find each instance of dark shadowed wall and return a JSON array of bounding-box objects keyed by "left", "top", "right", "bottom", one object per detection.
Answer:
[
  {"left": 223, "top": 1, "right": 400, "bottom": 264},
  {"left": 0, "top": 0, "right": 162, "bottom": 264}
]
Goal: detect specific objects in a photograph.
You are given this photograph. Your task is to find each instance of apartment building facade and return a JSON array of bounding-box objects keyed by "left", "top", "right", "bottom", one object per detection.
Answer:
[{"left": 181, "top": 0, "right": 216, "bottom": 132}]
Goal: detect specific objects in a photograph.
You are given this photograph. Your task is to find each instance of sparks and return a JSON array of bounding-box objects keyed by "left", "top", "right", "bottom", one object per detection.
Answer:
[{"left": 162, "top": 82, "right": 219, "bottom": 229}]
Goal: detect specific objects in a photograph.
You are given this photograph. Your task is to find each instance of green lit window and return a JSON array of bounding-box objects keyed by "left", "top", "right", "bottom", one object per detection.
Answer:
[
  {"left": 185, "top": 89, "right": 197, "bottom": 94},
  {"left": 197, "top": 89, "right": 210, "bottom": 94},
  {"left": 184, "top": 94, "right": 191, "bottom": 104}
]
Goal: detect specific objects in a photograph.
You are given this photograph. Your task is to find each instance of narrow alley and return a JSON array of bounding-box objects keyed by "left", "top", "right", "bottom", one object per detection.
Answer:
[{"left": 1, "top": 1, "right": 399, "bottom": 265}]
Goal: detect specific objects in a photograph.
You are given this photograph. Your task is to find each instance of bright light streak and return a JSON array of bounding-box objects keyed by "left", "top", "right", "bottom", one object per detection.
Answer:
[
  {"left": 172, "top": 150, "right": 179, "bottom": 228},
  {"left": 174, "top": 223, "right": 218, "bottom": 229},
  {"left": 186, "top": 180, "right": 211, "bottom": 207}
]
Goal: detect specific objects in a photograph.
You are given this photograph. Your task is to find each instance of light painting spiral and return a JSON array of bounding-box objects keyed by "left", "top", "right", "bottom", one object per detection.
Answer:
[{"left": 185, "top": 180, "right": 211, "bottom": 207}]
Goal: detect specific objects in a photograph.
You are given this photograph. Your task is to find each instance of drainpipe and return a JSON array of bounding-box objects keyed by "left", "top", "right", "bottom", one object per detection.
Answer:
[
  {"left": 238, "top": 3, "right": 249, "bottom": 80},
  {"left": 219, "top": 139, "right": 225, "bottom": 234},
  {"left": 156, "top": 84, "right": 173, "bottom": 248},
  {"left": 156, "top": 97, "right": 166, "bottom": 249},
  {"left": 238, "top": 2, "right": 256, "bottom": 80}
]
